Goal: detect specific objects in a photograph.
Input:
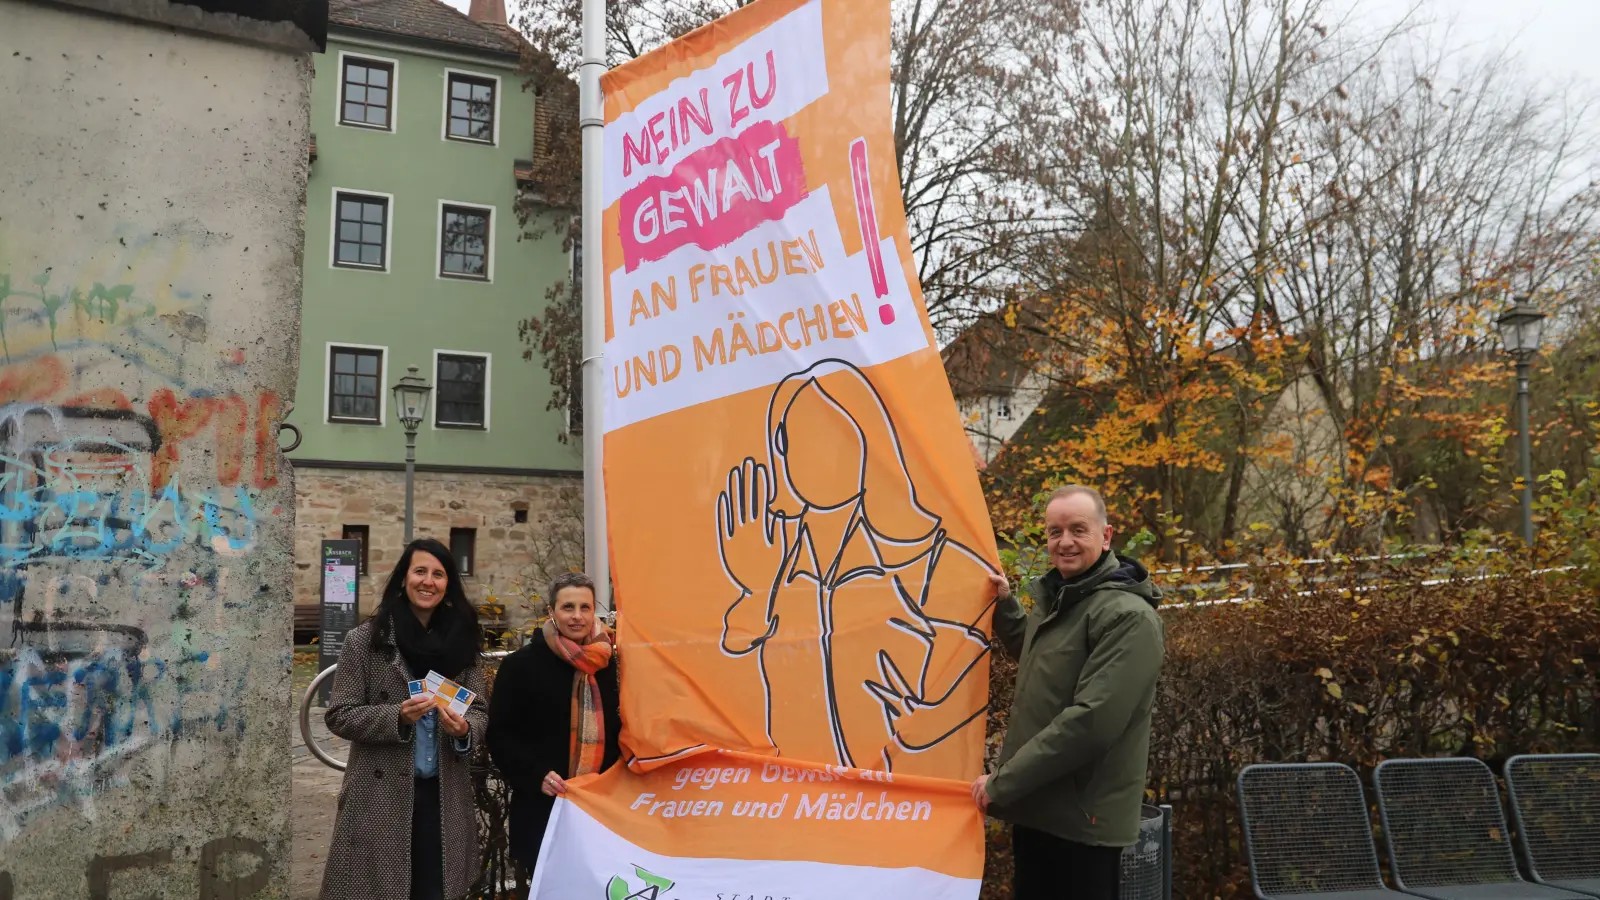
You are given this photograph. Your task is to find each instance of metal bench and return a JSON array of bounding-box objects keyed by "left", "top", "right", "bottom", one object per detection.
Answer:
[
  {"left": 1238, "top": 763, "right": 1412, "bottom": 900},
  {"left": 1373, "top": 758, "right": 1588, "bottom": 900},
  {"left": 1505, "top": 754, "right": 1600, "bottom": 899}
]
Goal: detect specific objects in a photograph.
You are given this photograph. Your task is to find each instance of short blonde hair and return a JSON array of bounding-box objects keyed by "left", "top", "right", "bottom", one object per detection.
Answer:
[{"left": 1047, "top": 484, "right": 1108, "bottom": 526}]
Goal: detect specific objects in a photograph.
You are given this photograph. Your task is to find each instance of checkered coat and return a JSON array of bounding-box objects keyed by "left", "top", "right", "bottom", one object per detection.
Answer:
[{"left": 319, "top": 621, "right": 488, "bottom": 900}]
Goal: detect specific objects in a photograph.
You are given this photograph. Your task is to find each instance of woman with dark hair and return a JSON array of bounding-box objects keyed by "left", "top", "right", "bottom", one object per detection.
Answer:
[
  {"left": 320, "top": 538, "right": 487, "bottom": 900},
  {"left": 486, "top": 571, "right": 621, "bottom": 876}
]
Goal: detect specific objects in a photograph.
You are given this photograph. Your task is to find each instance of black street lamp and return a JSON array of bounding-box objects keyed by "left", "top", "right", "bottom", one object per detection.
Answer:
[
  {"left": 1495, "top": 299, "right": 1546, "bottom": 546},
  {"left": 391, "top": 365, "right": 433, "bottom": 544}
]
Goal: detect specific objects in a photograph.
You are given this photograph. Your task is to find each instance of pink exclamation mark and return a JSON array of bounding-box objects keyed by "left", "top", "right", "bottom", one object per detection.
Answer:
[{"left": 849, "top": 137, "right": 894, "bottom": 324}]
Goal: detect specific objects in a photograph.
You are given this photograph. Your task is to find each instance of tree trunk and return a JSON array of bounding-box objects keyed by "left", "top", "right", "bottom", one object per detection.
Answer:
[{"left": 1220, "top": 435, "right": 1249, "bottom": 550}]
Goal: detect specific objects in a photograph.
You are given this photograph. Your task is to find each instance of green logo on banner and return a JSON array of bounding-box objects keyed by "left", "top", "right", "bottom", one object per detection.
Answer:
[{"left": 606, "top": 865, "right": 676, "bottom": 900}]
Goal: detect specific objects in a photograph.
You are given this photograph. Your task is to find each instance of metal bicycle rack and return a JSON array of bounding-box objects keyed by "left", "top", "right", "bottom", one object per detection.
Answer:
[{"left": 299, "top": 664, "right": 347, "bottom": 771}]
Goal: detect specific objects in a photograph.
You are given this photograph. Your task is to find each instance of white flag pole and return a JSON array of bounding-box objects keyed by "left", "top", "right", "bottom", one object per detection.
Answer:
[{"left": 579, "top": 0, "right": 610, "bottom": 615}]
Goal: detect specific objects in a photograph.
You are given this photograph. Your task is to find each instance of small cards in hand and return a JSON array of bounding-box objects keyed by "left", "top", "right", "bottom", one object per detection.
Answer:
[{"left": 423, "top": 670, "right": 477, "bottom": 716}]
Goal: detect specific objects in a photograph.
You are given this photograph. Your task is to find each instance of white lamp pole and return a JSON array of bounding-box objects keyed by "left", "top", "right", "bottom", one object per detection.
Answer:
[
  {"left": 580, "top": 0, "right": 610, "bottom": 614},
  {"left": 1495, "top": 298, "right": 1547, "bottom": 548}
]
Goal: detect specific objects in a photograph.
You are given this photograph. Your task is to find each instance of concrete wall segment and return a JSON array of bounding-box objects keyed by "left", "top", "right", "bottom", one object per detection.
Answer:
[{"left": 0, "top": 2, "right": 310, "bottom": 896}]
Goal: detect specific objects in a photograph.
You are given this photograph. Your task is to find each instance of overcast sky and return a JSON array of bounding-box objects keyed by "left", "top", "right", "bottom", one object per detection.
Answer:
[
  {"left": 1369, "top": 0, "right": 1600, "bottom": 88},
  {"left": 446, "top": 0, "right": 1599, "bottom": 88}
]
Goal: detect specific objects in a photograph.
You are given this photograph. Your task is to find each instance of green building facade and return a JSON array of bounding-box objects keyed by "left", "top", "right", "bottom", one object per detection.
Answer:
[{"left": 290, "top": 0, "right": 579, "bottom": 627}]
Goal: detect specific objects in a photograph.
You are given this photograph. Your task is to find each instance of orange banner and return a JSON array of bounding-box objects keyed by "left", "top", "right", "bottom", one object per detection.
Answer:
[
  {"left": 533, "top": 0, "right": 1002, "bottom": 893},
  {"left": 558, "top": 751, "right": 980, "bottom": 862},
  {"left": 601, "top": 0, "right": 1000, "bottom": 783}
]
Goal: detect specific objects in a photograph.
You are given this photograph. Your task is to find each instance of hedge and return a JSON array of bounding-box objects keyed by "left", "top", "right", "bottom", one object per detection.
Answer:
[{"left": 982, "top": 560, "right": 1600, "bottom": 899}]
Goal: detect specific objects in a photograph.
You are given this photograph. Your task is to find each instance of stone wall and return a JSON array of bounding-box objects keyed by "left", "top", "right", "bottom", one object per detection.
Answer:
[
  {"left": 293, "top": 466, "right": 583, "bottom": 634},
  {"left": 0, "top": 3, "right": 311, "bottom": 896}
]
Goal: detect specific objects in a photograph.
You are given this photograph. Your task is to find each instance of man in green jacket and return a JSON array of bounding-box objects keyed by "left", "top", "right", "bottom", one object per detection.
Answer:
[{"left": 974, "top": 485, "right": 1165, "bottom": 900}]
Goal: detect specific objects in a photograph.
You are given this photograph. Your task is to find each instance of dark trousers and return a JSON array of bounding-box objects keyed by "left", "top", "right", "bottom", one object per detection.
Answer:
[
  {"left": 509, "top": 789, "right": 557, "bottom": 878},
  {"left": 411, "top": 776, "right": 444, "bottom": 900},
  {"left": 1012, "top": 825, "right": 1122, "bottom": 900}
]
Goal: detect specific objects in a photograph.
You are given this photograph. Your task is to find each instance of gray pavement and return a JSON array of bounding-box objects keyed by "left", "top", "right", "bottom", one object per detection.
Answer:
[{"left": 291, "top": 707, "right": 347, "bottom": 900}]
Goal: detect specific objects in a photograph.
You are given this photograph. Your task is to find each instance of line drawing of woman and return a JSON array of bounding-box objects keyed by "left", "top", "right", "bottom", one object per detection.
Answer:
[{"left": 715, "top": 359, "right": 998, "bottom": 773}]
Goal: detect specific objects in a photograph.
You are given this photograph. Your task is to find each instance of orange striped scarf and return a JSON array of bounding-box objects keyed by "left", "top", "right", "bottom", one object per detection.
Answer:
[{"left": 542, "top": 619, "right": 615, "bottom": 778}]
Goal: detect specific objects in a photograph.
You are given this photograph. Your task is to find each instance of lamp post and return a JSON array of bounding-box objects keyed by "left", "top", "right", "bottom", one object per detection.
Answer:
[
  {"left": 1495, "top": 299, "right": 1546, "bottom": 547},
  {"left": 392, "top": 365, "right": 433, "bottom": 545}
]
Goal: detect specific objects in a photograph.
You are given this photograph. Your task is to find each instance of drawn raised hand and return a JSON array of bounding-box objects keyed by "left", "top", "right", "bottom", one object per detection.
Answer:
[{"left": 717, "top": 458, "right": 784, "bottom": 653}]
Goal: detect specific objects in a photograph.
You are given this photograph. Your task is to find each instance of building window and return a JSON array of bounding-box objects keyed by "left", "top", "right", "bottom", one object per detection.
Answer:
[
  {"left": 996, "top": 396, "right": 1012, "bottom": 420},
  {"left": 334, "top": 192, "right": 389, "bottom": 270},
  {"left": 450, "top": 528, "right": 477, "bottom": 576},
  {"left": 328, "top": 346, "right": 383, "bottom": 424},
  {"left": 567, "top": 358, "right": 583, "bottom": 436},
  {"left": 440, "top": 204, "right": 490, "bottom": 280},
  {"left": 341, "top": 525, "right": 369, "bottom": 575},
  {"left": 446, "top": 73, "right": 496, "bottom": 143},
  {"left": 436, "top": 353, "right": 487, "bottom": 428},
  {"left": 340, "top": 57, "right": 394, "bottom": 130},
  {"left": 567, "top": 231, "right": 583, "bottom": 436}
]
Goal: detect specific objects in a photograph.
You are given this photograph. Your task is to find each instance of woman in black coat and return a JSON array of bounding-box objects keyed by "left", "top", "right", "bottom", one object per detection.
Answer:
[{"left": 486, "top": 571, "right": 622, "bottom": 875}]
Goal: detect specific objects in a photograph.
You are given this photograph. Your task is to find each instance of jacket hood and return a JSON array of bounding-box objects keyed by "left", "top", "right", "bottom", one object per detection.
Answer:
[
  {"left": 1033, "top": 551, "right": 1163, "bottom": 611},
  {"left": 1102, "top": 556, "right": 1162, "bottom": 607}
]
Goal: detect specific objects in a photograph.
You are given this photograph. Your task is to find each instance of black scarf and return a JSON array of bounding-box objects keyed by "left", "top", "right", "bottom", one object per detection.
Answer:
[
  {"left": 1040, "top": 550, "right": 1112, "bottom": 612},
  {"left": 389, "top": 602, "right": 477, "bottom": 679}
]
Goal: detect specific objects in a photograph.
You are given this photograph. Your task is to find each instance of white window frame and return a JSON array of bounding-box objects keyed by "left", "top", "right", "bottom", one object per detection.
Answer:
[
  {"left": 440, "top": 68, "right": 502, "bottom": 146},
  {"left": 564, "top": 356, "right": 583, "bottom": 437},
  {"left": 329, "top": 187, "right": 395, "bottom": 273},
  {"left": 431, "top": 349, "right": 492, "bottom": 432},
  {"left": 324, "top": 342, "right": 389, "bottom": 426},
  {"left": 435, "top": 199, "right": 496, "bottom": 283},
  {"left": 335, "top": 51, "right": 400, "bottom": 133}
]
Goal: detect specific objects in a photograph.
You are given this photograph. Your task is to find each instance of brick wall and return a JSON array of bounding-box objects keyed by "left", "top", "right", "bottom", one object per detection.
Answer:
[{"left": 294, "top": 466, "right": 583, "bottom": 634}]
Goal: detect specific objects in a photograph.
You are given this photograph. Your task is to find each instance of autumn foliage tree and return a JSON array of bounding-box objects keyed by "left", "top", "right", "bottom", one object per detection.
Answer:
[{"left": 977, "top": 0, "right": 1600, "bottom": 558}]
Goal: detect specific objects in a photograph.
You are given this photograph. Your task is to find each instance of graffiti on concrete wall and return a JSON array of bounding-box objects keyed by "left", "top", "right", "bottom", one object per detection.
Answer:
[
  {"left": 0, "top": 4, "right": 311, "bottom": 889},
  {"left": 0, "top": 313, "right": 288, "bottom": 493},
  {"left": 0, "top": 402, "right": 266, "bottom": 569},
  {"left": 0, "top": 254, "right": 289, "bottom": 856},
  {"left": 0, "top": 625, "right": 239, "bottom": 839}
]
